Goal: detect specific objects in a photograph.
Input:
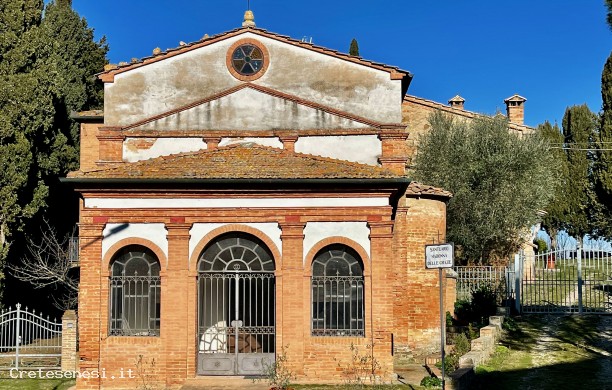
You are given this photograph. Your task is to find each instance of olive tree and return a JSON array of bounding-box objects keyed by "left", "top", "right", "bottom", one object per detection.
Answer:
[{"left": 413, "top": 112, "right": 559, "bottom": 264}]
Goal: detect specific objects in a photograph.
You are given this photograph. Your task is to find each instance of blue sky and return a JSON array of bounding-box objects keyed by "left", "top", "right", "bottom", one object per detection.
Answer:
[{"left": 71, "top": 0, "right": 611, "bottom": 127}]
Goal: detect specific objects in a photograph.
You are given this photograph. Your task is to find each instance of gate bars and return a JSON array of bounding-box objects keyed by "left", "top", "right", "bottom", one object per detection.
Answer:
[
  {"left": 0, "top": 304, "right": 62, "bottom": 370},
  {"left": 454, "top": 246, "right": 611, "bottom": 314},
  {"left": 517, "top": 247, "right": 612, "bottom": 314}
]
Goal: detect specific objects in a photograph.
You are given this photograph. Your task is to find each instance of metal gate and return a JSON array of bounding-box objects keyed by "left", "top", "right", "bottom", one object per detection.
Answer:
[
  {"left": 0, "top": 304, "right": 62, "bottom": 370},
  {"left": 197, "top": 235, "right": 276, "bottom": 375},
  {"left": 517, "top": 247, "right": 612, "bottom": 314}
]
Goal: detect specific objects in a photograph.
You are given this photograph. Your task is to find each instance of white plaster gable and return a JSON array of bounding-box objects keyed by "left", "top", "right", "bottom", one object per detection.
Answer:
[
  {"left": 102, "top": 223, "right": 168, "bottom": 262},
  {"left": 303, "top": 222, "right": 371, "bottom": 266},
  {"left": 129, "top": 87, "right": 372, "bottom": 132},
  {"left": 104, "top": 31, "right": 403, "bottom": 127}
]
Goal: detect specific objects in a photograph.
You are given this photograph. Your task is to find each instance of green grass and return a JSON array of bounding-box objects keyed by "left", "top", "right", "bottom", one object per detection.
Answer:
[
  {"left": 293, "top": 386, "right": 425, "bottom": 389},
  {"left": 472, "top": 315, "right": 611, "bottom": 390},
  {"left": 0, "top": 378, "right": 75, "bottom": 390}
]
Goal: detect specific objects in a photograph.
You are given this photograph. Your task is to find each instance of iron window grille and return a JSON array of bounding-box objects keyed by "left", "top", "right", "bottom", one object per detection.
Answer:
[
  {"left": 311, "top": 245, "right": 365, "bottom": 337},
  {"left": 109, "top": 246, "right": 161, "bottom": 336}
]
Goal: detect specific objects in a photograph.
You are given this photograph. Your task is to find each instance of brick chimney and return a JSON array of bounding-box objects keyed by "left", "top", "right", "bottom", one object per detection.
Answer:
[
  {"left": 448, "top": 95, "right": 465, "bottom": 110},
  {"left": 504, "top": 94, "right": 527, "bottom": 125}
]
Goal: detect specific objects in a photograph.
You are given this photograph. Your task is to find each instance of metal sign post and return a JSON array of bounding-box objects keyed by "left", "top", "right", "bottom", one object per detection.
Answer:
[{"left": 425, "top": 243, "right": 454, "bottom": 390}]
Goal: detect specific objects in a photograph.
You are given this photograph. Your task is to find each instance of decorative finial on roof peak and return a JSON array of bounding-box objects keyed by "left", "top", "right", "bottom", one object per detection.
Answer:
[{"left": 243, "top": 9, "right": 255, "bottom": 27}]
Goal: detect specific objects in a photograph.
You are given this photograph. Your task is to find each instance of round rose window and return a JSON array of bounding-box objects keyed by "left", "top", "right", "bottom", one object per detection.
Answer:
[{"left": 231, "top": 44, "right": 264, "bottom": 76}]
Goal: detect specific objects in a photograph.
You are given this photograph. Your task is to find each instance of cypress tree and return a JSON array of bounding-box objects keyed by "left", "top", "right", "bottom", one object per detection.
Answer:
[
  {"left": 538, "top": 121, "right": 568, "bottom": 249},
  {"left": 592, "top": 54, "right": 612, "bottom": 238},
  {"left": 0, "top": 0, "right": 107, "bottom": 305},
  {"left": 561, "top": 105, "right": 597, "bottom": 242},
  {"left": 349, "top": 38, "right": 360, "bottom": 56},
  {"left": 607, "top": 0, "right": 612, "bottom": 31}
]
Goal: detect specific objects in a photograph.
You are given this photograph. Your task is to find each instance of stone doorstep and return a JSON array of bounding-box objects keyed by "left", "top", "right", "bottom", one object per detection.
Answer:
[
  {"left": 181, "top": 376, "right": 270, "bottom": 389},
  {"left": 395, "top": 363, "right": 431, "bottom": 386}
]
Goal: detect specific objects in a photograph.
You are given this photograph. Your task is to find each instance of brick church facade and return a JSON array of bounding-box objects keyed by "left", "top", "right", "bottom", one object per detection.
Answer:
[{"left": 65, "top": 11, "right": 530, "bottom": 389}]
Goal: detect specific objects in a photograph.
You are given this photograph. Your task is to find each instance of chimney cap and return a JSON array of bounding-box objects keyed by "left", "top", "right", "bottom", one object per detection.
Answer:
[
  {"left": 504, "top": 94, "right": 527, "bottom": 104},
  {"left": 448, "top": 95, "right": 465, "bottom": 104}
]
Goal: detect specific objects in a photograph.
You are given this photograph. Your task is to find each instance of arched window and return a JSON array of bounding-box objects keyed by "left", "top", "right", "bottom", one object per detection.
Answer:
[
  {"left": 198, "top": 234, "right": 275, "bottom": 272},
  {"left": 109, "top": 245, "right": 161, "bottom": 336},
  {"left": 311, "top": 244, "right": 364, "bottom": 336}
]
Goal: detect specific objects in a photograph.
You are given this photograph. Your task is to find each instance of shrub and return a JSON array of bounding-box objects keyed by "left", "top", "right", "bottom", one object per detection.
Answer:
[
  {"left": 454, "top": 283, "right": 500, "bottom": 326},
  {"left": 534, "top": 238, "right": 548, "bottom": 253},
  {"left": 437, "top": 333, "right": 470, "bottom": 373},
  {"left": 420, "top": 376, "right": 442, "bottom": 388},
  {"left": 256, "top": 345, "right": 295, "bottom": 390}
]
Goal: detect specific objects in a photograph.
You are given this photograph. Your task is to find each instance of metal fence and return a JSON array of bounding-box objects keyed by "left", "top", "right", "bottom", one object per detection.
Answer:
[
  {"left": 519, "top": 248, "right": 612, "bottom": 314},
  {"left": 454, "top": 248, "right": 612, "bottom": 315},
  {"left": 454, "top": 266, "right": 514, "bottom": 303},
  {"left": 0, "top": 304, "right": 62, "bottom": 370}
]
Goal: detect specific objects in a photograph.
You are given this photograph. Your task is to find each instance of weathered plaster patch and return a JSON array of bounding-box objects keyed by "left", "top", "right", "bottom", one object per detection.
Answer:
[
  {"left": 219, "top": 137, "right": 283, "bottom": 148},
  {"left": 123, "top": 137, "right": 207, "bottom": 162},
  {"left": 295, "top": 135, "right": 381, "bottom": 165}
]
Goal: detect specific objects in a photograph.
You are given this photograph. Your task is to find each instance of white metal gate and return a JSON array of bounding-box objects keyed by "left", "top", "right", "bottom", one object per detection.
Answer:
[
  {"left": 516, "top": 248, "right": 612, "bottom": 314},
  {"left": 197, "top": 235, "right": 276, "bottom": 376},
  {"left": 0, "top": 304, "right": 62, "bottom": 370}
]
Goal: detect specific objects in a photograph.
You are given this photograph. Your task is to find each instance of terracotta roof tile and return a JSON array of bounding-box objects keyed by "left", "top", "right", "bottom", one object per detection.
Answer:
[
  {"left": 67, "top": 144, "right": 404, "bottom": 181},
  {"left": 406, "top": 182, "right": 453, "bottom": 198}
]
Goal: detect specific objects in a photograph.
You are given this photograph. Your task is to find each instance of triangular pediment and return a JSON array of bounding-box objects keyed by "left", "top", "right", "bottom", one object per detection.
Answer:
[{"left": 125, "top": 84, "right": 381, "bottom": 132}]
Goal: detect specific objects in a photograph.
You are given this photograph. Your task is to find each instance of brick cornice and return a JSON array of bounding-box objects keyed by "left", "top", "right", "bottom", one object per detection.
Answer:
[
  {"left": 378, "top": 132, "right": 408, "bottom": 140},
  {"left": 96, "top": 133, "right": 125, "bottom": 142},
  {"left": 165, "top": 222, "right": 192, "bottom": 238},
  {"left": 378, "top": 156, "right": 408, "bottom": 164},
  {"left": 79, "top": 223, "right": 106, "bottom": 239},
  {"left": 123, "top": 128, "right": 380, "bottom": 138},
  {"left": 279, "top": 221, "right": 306, "bottom": 239},
  {"left": 368, "top": 220, "right": 394, "bottom": 238}
]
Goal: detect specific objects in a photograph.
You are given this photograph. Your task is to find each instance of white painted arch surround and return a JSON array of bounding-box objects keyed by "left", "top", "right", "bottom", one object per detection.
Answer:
[
  {"left": 303, "top": 222, "right": 371, "bottom": 266},
  {"left": 102, "top": 223, "right": 168, "bottom": 261}
]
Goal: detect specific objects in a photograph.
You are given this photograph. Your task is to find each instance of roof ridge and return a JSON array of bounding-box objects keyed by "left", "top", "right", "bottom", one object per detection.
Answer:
[
  {"left": 99, "top": 26, "right": 411, "bottom": 81},
  {"left": 404, "top": 94, "right": 534, "bottom": 131}
]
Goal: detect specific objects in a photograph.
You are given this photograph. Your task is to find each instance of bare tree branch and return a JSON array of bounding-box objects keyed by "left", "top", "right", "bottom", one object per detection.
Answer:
[{"left": 8, "top": 219, "right": 78, "bottom": 310}]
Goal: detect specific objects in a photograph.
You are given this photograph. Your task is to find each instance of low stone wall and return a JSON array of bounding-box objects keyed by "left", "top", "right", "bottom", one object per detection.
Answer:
[{"left": 447, "top": 316, "right": 504, "bottom": 390}]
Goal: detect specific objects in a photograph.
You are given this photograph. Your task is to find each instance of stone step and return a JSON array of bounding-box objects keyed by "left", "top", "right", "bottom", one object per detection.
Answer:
[{"left": 181, "top": 376, "right": 270, "bottom": 389}]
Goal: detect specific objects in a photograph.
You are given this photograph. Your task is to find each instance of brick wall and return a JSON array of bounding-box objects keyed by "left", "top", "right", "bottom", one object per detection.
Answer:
[
  {"left": 74, "top": 187, "right": 449, "bottom": 389},
  {"left": 79, "top": 123, "right": 102, "bottom": 172},
  {"left": 393, "top": 194, "right": 453, "bottom": 364}
]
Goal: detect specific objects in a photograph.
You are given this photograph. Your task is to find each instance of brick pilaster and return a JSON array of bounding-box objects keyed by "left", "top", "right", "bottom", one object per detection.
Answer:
[
  {"left": 163, "top": 222, "right": 192, "bottom": 386},
  {"left": 279, "top": 135, "right": 298, "bottom": 152},
  {"left": 62, "top": 310, "right": 78, "bottom": 372},
  {"left": 378, "top": 132, "right": 408, "bottom": 175},
  {"left": 76, "top": 223, "right": 105, "bottom": 389},
  {"left": 392, "top": 205, "right": 411, "bottom": 361},
  {"left": 97, "top": 128, "right": 124, "bottom": 164},
  {"left": 368, "top": 220, "right": 395, "bottom": 377},
  {"left": 203, "top": 137, "right": 221, "bottom": 150},
  {"left": 278, "top": 219, "right": 306, "bottom": 375}
]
